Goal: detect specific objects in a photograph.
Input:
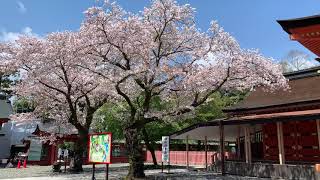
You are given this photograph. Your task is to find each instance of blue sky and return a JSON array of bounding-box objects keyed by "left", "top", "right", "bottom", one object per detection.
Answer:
[{"left": 1, "top": 0, "right": 320, "bottom": 61}]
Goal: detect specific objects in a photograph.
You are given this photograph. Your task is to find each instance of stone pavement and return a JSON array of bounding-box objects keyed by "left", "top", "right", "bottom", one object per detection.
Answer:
[
  {"left": 0, "top": 164, "right": 270, "bottom": 180},
  {"left": 0, "top": 164, "right": 128, "bottom": 180}
]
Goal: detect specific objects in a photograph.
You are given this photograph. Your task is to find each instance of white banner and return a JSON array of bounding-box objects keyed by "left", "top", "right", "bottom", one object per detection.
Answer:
[{"left": 161, "top": 136, "right": 170, "bottom": 163}]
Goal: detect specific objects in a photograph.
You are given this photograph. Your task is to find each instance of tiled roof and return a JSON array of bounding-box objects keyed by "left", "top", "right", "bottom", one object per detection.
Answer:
[
  {"left": 0, "top": 99, "right": 12, "bottom": 121},
  {"left": 224, "top": 66, "right": 320, "bottom": 112}
]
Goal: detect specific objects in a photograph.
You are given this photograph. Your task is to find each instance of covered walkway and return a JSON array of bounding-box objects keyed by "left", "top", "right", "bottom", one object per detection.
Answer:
[{"left": 169, "top": 109, "right": 320, "bottom": 177}]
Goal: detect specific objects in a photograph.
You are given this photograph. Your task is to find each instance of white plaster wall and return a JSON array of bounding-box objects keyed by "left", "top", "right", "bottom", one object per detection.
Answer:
[
  {"left": 0, "top": 121, "right": 38, "bottom": 159},
  {"left": 0, "top": 121, "right": 13, "bottom": 159}
]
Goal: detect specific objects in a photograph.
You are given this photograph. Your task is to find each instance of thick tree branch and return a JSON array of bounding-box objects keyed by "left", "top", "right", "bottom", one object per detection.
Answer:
[
  {"left": 39, "top": 81, "right": 67, "bottom": 96},
  {"left": 116, "top": 74, "right": 136, "bottom": 118}
]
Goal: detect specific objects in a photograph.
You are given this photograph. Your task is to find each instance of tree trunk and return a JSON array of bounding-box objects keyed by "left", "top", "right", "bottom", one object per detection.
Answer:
[
  {"left": 69, "top": 129, "right": 88, "bottom": 172},
  {"left": 142, "top": 128, "right": 157, "bottom": 165},
  {"left": 148, "top": 142, "right": 157, "bottom": 166},
  {"left": 125, "top": 128, "right": 145, "bottom": 179}
]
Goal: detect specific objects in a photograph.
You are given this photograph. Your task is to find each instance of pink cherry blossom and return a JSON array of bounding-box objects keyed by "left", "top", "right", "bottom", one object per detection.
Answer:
[
  {"left": 80, "top": 0, "right": 288, "bottom": 122},
  {"left": 78, "top": 1, "right": 288, "bottom": 177},
  {"left": 1, "top": 0, "right": 288, "bottom": 176}
]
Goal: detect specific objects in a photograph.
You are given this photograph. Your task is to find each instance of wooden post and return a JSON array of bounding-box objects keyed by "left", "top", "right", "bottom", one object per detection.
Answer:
[
  {"left": 50, "top": 145, "right": 57, "bottom": 165},
  {"left": 219, "top": 121, "right": 225, "bottom": 176},
  {"left": 317, "top": 120, "right": 320, "bottom": 151},
  {"left": 237, "top": 125, "right": 241, "bottom": 160},
  {"left": 161, "top": 162, "right": 164, "bottom": 173},
  {"left": 186, "top": 135, "right": 189, "bottom": 169},
  {"left": 244, "top": 125, "right": 252, "bottom": 163},
  {"left": 205, "top": 136, "right": 208, "bottom": 171},
  {"left": 277, "top": 122, "right": 285, "bottom": 165}
]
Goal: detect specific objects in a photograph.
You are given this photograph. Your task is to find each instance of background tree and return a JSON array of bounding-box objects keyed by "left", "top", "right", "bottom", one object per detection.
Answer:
[
  {"left": 5, "top": 33, "right": 114, "bottom": 171},
  {"left": 13, "top": 97, "right": 35, "bottom": 113},
  {"left": 145, "top": 91, "right": 247, "bottom": 164},
  {"left": 81, "top": 0, "right": 288, "bottom": 178},
  {"left": 93, "top": 87, "right": 247, "bottom": 166},
  {"left": 92, "top": 102, "right": 125, "bottom": 140},
  {"left": 0, "top": 44, "right": 18, "bottom": 96},
  {"left": 280, "top": 50, "right": 318, "bottom": 72}
]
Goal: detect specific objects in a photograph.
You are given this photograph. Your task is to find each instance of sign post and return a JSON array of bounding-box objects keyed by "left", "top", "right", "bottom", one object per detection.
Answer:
[
  {"left": 63, "top": 149, "right": 68, "bottom": 173},
  {"left": 88, "top": 133, "right": 112, "bottom": 180},
  {"left": 105, "top": 164, "right": 109, "bottom": 180},
  {"left": 92, "top": 163, "right": 96, "bottom": 180},
  {"left": 162, "top": 136, "right": 170, "bottom": 173}
]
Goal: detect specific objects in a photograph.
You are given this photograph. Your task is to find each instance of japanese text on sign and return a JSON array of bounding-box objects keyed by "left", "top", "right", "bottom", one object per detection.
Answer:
[{"left": 162, "top": 136, "right": 170, "bottom": 163}]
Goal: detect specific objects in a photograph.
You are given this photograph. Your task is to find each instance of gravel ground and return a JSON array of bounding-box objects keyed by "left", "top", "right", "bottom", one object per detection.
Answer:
[{"left": 0, "top": 164, "right": 269, "bottom": 180}]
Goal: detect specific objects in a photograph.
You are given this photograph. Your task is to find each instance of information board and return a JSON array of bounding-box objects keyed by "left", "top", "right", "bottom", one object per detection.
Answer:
[{"left": 88, "top": 133, "right": 112, "bottom": 164}]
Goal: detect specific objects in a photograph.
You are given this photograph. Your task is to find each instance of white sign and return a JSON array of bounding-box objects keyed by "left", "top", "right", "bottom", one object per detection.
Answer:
[{"left": 161, "top": 136, "right": 170, "bottom": 163}]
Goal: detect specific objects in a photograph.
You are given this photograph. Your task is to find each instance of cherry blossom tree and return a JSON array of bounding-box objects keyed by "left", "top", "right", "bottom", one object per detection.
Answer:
[
  {"left": 1, "top": 0, "right": 288, "bottom": 177},
  {"left": 0, "top": 43, "right": 18, "bottom": 95},
  {"left": 4, "top": 32, "right": 114, "bottom": 171},
  {"left": 80, "top": 0, "right": 288, "bottom": 178}
]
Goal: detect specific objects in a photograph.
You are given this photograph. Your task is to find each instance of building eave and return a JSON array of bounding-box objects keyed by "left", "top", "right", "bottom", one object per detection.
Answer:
[{"left": 277, "top": 15, "right": 320, "bottom": 34}]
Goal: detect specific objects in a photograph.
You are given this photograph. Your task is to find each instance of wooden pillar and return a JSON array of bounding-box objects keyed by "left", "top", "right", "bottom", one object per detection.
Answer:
[
  {"left": 204, "top": 136, "right": 208, "bottom": 171},
  {"left": 50, "top": 144, "right": 56, "bottom": 165},
  {"left": 277, "top": 122, "right": 285, "bottom": 165},
  {"left": 186, "top": 135, "right": 189, "bottom": 169},
  {"left": 219, "top": 121, "right": 225, "bottom": 176},
  {"left": 244, "top": 125, "right": 252, "bottom": 163},
  {"left": 237, "top": 125, "right": 241, "bottom": 160},
  {"left": 317, "top": 120, "right": 320, "bottom": 151}
]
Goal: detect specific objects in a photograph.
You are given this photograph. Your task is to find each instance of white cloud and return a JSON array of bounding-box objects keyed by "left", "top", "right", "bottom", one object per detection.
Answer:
[
  {"left": 22, "top": 27, "right": 32, "bottom": 35},
  {"left": 0, "top": 27, "right": 37, "bottom": 42},
  {"left": 16, "top": 1, "right": 27, "bottom": 14}
]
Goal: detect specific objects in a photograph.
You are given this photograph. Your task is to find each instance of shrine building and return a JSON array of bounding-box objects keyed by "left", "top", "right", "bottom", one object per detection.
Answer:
[{"left": 170, "top": 15, "right": 320, "bottom": 179}]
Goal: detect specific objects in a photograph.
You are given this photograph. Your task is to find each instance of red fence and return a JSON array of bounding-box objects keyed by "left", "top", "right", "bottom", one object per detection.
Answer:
[{"left": 146, "top": 151, "right": 218, "bottom": 165}]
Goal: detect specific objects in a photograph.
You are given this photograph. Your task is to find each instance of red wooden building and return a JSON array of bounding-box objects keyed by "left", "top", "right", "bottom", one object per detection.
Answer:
[
  {"left": 25, "top": 125, "right": 130, "bottom": 165},
  {"left": 170, "top": 15, "right": 320, "bottom": 179}
]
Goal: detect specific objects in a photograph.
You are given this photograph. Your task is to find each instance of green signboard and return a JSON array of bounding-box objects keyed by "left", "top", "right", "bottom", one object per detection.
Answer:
[
  {"left": 28, "top": 139, "right": 42, "bottom": 161},
  {"left": 88, "top": 133, "right": 112, "bottom": 164}
]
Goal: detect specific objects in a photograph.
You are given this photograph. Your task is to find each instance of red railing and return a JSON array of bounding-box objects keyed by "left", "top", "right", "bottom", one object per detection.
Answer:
[
  {"left": 145, "top": 151, "right": 238, "bottom": 165},
  {"left": 146, "top": 151, "right": 237, "bottom": 165}
]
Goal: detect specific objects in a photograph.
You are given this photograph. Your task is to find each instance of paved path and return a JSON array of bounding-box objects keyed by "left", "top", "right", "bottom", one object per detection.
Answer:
[
  {"left": 0, "top": 164, "right": 269, "bottom": 180},
  {"left": 0, "top": 164, "right": 129, "bottom": 180}
]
